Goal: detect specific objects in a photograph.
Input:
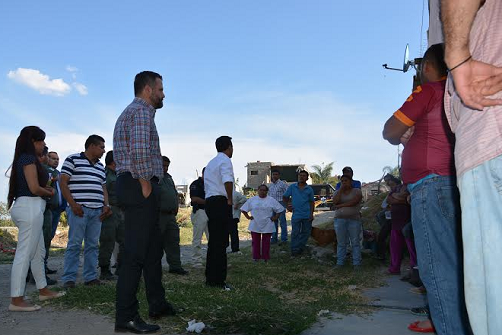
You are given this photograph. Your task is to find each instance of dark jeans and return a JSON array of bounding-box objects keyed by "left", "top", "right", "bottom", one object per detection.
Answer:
[
  {"left": 205, "top": 196, "right": 231, "bottom": 285},
  {"left": 115, "top": 173, "right": 168, "bottom": 324},
  {"left": 227, "top": 218, "right": 240, "bottom": 252}
]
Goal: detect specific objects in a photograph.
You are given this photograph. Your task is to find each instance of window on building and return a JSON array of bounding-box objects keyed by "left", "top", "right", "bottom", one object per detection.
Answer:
[{"left": 250, "top": 171, "right": 258, "bottom": 175}]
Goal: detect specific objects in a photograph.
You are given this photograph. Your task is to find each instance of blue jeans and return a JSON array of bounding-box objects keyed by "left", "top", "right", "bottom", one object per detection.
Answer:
[
  {"left": 410, "top": 175, "right": 470, "bottom": 335},
  {"left": 458, "top": 155, "right": 502, "bottom": 335},
  {"left": 290, "top": 218, "right": 311, "bottom": 254},
  {"left": 272, "top": 201, "right": 287, "bottom": 243},
  {"left": 62, "top": 206, "right": 102, "bottom": 283},
  {"left": 334, "top": 218, "right": 362, "bottom": 266}
]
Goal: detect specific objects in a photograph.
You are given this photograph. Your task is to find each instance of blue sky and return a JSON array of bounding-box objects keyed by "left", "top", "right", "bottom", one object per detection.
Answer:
[{"left": 0, "top": 0, "right": 428, "bottom": 201}]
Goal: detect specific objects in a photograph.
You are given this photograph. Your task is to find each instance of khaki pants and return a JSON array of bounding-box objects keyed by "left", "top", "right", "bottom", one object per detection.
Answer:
[{"left": 191, "top": 209, "right": 209, "bottom": 260}]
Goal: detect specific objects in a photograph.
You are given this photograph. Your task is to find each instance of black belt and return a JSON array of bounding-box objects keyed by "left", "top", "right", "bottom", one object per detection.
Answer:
[{"left": 118, "top": 172, "right": 160, "bottom": 183}]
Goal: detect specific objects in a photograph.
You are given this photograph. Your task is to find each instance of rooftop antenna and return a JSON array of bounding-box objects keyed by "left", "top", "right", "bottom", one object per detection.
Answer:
[{"left": 382, "top": 44, "right": 420, "bottom": 73}]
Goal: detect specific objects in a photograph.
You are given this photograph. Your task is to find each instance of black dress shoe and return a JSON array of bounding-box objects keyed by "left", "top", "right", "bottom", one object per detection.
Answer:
[
  {"left": 168, "top": 268, "right": 188, "bottom": 275},
  {"left": 46, "top": 267, "right": 57, "bottom": 275},
  {"left": 148, "top": 303, "right": 176, "bottom": 319},
  {"left": 115, "top": 316, "right": 160, "bottom": 334},
  {"left": 46, "top": 276, "right": 57, "bottom": 286}
]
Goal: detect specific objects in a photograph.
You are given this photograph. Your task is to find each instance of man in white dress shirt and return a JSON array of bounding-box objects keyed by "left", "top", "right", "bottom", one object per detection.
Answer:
[{"left": 203, "top": 136, "right": 234, "bottom": 290}]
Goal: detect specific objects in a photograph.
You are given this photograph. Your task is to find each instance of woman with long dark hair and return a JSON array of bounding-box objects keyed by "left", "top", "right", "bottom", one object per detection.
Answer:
[{"left": 7, "top": 126, "right": 64, "bottom": 312}]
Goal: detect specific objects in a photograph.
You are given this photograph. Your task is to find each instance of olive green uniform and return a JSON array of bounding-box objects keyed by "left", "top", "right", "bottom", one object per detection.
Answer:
[
  {"left": 43, "top": 165, "right": 58, "bottom": 269},
  {"left": 98, "top": 168, "right": 125, "bottom": 272},
  {"left": 158, "top": 172, "right": 183, "bottom": 271}
]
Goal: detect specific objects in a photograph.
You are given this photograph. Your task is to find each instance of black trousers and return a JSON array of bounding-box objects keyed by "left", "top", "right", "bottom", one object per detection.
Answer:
[
  {"left": 376, "top": 210, "right": 392, "bottom": 258},
  {"left": 115, "top": 173, "right": 168, "bottom": 323},
  {"left": 205, "top": 196, "right": 231, "bottom": 285},
  {"left": 227, "top": 218, "right": 240, "bottom": 252}
]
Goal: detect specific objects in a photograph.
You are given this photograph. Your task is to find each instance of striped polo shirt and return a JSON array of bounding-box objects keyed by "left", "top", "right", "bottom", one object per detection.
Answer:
[{"left": 61, "top": 152, "right": 106, "bottom": 208}]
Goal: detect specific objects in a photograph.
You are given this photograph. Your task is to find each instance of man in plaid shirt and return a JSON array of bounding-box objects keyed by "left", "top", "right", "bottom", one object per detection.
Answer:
[
  {"left": 113, "top": 71, "right": 175, "bottom": 334},
  {"left": 268, "top": 170, "right": 288, "bottom": 244}
]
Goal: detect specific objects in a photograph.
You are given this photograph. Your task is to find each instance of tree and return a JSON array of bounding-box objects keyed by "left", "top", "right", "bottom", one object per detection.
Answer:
[{"left": 310, "top": 162, "right": 335, "bottom": 184}]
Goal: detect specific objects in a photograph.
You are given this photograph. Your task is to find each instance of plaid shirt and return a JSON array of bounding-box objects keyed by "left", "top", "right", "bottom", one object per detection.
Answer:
[
  {"left": 113, "top": 97, "right": 163, "bottom": 180},
  {"left": 268, "top": 179, "right": 288, "bottom": 202}
]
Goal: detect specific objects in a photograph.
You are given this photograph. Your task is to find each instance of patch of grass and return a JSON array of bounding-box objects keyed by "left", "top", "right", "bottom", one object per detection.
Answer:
[{"left": 50, "top": 245, "right": 384, "bottom": 335}]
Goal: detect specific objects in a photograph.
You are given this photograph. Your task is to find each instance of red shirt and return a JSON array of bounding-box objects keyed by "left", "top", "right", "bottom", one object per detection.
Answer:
[{"left": 394, "top": 79, "right": 455, "bottom": 184}]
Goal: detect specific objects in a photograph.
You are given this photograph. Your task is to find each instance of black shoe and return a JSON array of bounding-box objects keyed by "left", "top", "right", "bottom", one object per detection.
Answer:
[
  {"left": 148, "top": 303, "right": 176, "bottom": 319},
  {"left": 100, "top": 269, "right": 117, "bottom": 281},
  {"left": 46, "top": 276, "right": 57, "bottom": 286},
  {"left": 411, "top": 307, "right": 429, "bottom": 317},
  {"left": 46, "top": 267, "right": 57, "bottom": 275},
  {"left": 84, "top": 279, "right": 102, "bottom": 286},
  {"left": 63, "top": 281, "right": 76, "bottom": 289},
  {"left": 168, "top": 268, "right": 188, "bottom": 276},
  {"left": 115, "top": 316, "right": 160, "bottom": 334}
]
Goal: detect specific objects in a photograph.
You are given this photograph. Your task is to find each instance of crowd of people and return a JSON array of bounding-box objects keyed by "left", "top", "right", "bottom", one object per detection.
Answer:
[
  {"left": 379, "top": 0, "right": 502, "bottom": 331},
  {"left": 5, "top": 2, "right": 502, "bottom": 334}
]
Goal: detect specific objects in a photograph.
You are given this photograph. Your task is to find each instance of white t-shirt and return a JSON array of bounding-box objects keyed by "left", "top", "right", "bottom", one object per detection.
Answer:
[{"left": 240, "top": 196, "right": 285, "bottom": 233}]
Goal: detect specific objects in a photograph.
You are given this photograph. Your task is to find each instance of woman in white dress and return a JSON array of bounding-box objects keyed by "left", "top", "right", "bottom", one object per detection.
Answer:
[{"left": 241, "top": 185, "right": 285, "bottom": 262}]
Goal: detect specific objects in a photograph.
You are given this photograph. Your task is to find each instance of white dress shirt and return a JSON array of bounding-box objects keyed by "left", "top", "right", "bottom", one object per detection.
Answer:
[{"left": 204, "top": 152, "right": 235, "bottom": 199}]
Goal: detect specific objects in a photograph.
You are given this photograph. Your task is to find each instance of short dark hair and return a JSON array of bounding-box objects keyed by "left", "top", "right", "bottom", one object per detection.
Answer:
[
  {"left": 298, "top": 170, "right": 309, "bottom": 177},
  {"left": 162, "top": 156, "right": 170, "bottom": 163},
  {"left": 105, "top": 151, "right": 114, "bottom": 166},
  {"left": 271, "top": 169, "right": 280, "bottom": 174},
  {"left": 215, "top": 136, "right": 232, "bottom": 152},
  {"left": 384, "top": 173, "right": 401, "bottom": 185},
  {"left": 423, "top": 43, "right": 447, "bottom": 76},
  {"left": 48, "top": 151, "right": 58, "bottom": 156},
  {"left": 342, "top": 166, "right": 353, "bottom": 173},
  {"left": 258, "top": 184, "right": 269, "bottom": 191},
  {"left": 134, "top": 71, "right": 162, "bottom": 96},
  {"left": 42, "top": 146, "right": 49, "bottom": 155},
  {"left": 85, "top": 135, "right": 105, "bottom": 149}
]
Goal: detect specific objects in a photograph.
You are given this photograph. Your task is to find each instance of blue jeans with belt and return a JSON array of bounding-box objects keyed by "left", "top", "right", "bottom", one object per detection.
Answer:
[{"left": 410, "top": 175, "right": 470, "bottom": 335}]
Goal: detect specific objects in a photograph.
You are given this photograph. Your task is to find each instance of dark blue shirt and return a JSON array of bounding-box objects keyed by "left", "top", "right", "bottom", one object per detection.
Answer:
[
  {"left": 335, "top": 180, "right": 362, "bottom": 190},
  {"left": 15, "top": 153, "right": 48, "bottom": 198}
]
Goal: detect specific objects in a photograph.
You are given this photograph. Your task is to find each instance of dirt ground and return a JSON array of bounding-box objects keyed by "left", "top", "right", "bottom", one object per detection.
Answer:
[{"left": 0, "top": 245, "right": 202, "bottom": 335}]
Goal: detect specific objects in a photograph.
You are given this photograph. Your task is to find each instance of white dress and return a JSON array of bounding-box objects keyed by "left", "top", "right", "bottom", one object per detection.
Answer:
[{"left": 240, "top": 196, "right": 285, "bottom": 233}]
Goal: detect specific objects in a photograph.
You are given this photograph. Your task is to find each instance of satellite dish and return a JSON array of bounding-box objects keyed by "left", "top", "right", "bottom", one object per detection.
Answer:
[
  {"left": 403, "top": 44, "right": 410, "bottom": 72},
  {"left": 382, "top": 44, "right": 416, "bottom": 73}
]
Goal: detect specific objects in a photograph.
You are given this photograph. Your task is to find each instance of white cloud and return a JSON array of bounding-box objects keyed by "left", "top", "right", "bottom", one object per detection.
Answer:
[
  {"left": 73, "top": 82, "right": 88, "bottom": 96},
  {"left": 7, "top": 68, "right": 71, "bottom": 96},
  {"left": 66, "top": 65, "right": 78, "bottom": 72}
]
